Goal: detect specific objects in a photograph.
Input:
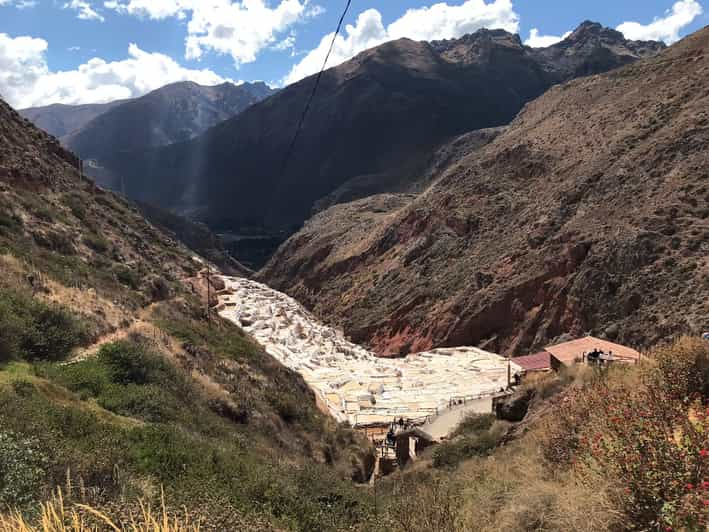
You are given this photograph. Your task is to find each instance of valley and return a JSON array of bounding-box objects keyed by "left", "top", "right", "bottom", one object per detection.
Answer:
[
  {"left": 217, "top": 276, "right": 521, "bottom": 429},
  {"left": 1, "top": 5, "right": 708, "bottom": 530}
]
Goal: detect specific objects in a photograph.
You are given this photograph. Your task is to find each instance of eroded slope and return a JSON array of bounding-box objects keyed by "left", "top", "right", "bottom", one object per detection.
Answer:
[{"left": 261, "top": 27, "right": 709, "bottom": 357}]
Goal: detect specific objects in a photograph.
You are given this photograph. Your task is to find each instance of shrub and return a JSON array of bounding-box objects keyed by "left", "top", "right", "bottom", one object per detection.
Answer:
[
  {"left": 0, "top": 289, "right": 86, "bottom": 362},
  {"left": 33, "top": 230, "right": 75, "bottom": 255},
  {"left": 37, "top": 358, "right": 111, "bottom": 399},
  {"left": 31, "top": 205, "right": 54, "bottom": 223},
  {"left": 452, "top": 413, "right": 495, "bottom": 437},
  {"left": 63, "top": 194, "right": 88, "bottom": 221},
  {"left": 0, "top": 300, "right": 23, "bottom": 364},
  {"left": 99, "top": 384, "right": 179, "bottom": 423},
  {"left": 544, "top": 338, "right": 709, "bottom": 531},
  {"left": 270, "top": 392, "right": 305, "bottom": 424},
  {"left": 0, "top": 431, "right": 49, "bottom": 507},
  {"left": 0, "top": 210, "right": 22, "bottom": 237},
  {"left": 115, "top": 265, "right": 140, "bottom": 289},
  {"left": 98, "top": 341, "right": 170, "bottom": 386},
  {"left": 652, "top": 336, "right": 709, "bottom": 401},
  {"left": 21, "top": 304, "right": 86, "bottom": 361},
  {"left": 83, "top": 232, "right": 110, "bottom": 254},
  {"left": 0, "top": 211, "right": 18, "bottom": 229},
  {"left": 433, "top": 431, "right": 500, "bottom": 469}
]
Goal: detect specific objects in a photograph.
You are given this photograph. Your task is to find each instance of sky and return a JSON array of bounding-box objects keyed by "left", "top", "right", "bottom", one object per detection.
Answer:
[{"left": 0, "top": 0, "right": 707, "bottom": 109}]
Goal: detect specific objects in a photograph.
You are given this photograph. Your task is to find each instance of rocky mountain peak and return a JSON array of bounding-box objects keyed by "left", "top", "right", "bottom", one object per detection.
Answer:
[
  {"left": 429, "top": 28, "right": 524, "bottom": 63},
  {"left": 562, "top": 20, "right": 665, "bottom": 50}
]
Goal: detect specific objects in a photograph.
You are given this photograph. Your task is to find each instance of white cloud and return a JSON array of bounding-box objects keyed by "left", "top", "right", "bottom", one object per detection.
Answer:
[
  {"left": 64, "top": 0, "right": 105, "bottom": 21},
  {"left": 617, "top": 0, "right": 703, "bottom": 44},
  {"left": 524, "top": 28, "right": 572, "bottom": 48},
  {"left": 185, "top": 0, "right": 309, "bottom": 65},
  {"left": 284, "top": 0, "right": 520, "bottom": 85},
  {"left": 103, "top": 0, "right": 192, "bottom": 20},
  {"left": 0, "top": 33, "right": 230, "bottom": 109},
  {"left": 105, "top": 0, "right": 322, "bottom": 66},
  {"left": 272, "top": 33, "right": 296, "bottom": 52},
  {"left": 0, "top": 0, "right": 37, "bottom": 6}
]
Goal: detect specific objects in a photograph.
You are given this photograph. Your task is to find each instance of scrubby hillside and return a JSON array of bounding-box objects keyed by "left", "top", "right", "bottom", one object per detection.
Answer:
[
  {"left": 376, "top": 338, "right": 709, "bottom": 532},
  {"left": 0, "top": 98, "right": 373, "bottom": 530},
  {"left": 261, "top": 26, "right": 709, "bottom": 357}
]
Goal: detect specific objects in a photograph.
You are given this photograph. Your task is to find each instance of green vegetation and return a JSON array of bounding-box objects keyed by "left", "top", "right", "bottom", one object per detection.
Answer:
[
  {"left": 433, "top": 417, "right": 504, "bottom": 469},
  {"left": 431, "top": 412, "right": 503, "bottom": 469},
  {"left": 0, "top": 288, "right": 86, "bottom": 363},
  {"left": 0, "top": 210, "right": 22, "bottom": 238},
  {"left": 33, "top": 230, "right": 75, "bottom": 255},
  {"left": 39, "top": 341, "right": 207, "bottom": 427},
  {"left": 63, "top": 193, "right": 88, "bottom": 222},
  {"left": 0, "top": 431, "right": 48, "bottom": 507},
  {"left": 1, "top": 336, "right": 372, "bottom": 530},
  {"left": 19, "top": 195, "right": 55, "bottom": 223},
  {"left": 114, "top": 264, "right": 140, "bottom": 289},
  {"left": 451, "top": 412, "right": 495, "bottom": 437},
  {"left": 83, "top": 231, "right": 110, "bottom": 254}
]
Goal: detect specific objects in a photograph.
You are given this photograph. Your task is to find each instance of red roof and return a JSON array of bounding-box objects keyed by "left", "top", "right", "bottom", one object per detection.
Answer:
[
  {"left": 545, "top": 336, "right": 640, "bottom": 366},
  {"left": 513, "top": 351, "right": 552, "bottom": 372}
]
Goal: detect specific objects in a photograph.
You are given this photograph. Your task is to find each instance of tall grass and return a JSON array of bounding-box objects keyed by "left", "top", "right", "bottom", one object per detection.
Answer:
[{"left": 0, "top": 490, "right": 200, "bottom": 532}]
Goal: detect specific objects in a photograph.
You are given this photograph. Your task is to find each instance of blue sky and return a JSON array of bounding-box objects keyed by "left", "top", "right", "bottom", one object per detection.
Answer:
[{"left": 0, "top": 0, "right": 706, "bottom": 108}]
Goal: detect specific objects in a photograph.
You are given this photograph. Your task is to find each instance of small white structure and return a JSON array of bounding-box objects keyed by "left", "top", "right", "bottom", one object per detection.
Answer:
[{"left": 218, "top": 277, "right": 522, "bottom": 428}]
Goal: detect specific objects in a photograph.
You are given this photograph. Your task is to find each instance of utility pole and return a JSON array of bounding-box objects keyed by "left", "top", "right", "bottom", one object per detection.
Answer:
[
  {"left": 373, "top": 473, "right": 378, "bottom": 517},
  {"left": 206, "top": 263, "right": 211, "bottom": 325}
]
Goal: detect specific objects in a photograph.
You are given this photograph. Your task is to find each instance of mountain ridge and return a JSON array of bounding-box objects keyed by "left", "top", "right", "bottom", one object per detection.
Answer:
[
  {"left": 101, "top": 22, "right": 664, "bottom": 239},
  {"left": 19, "top": 80, "right": 275, "bottom": 158}
]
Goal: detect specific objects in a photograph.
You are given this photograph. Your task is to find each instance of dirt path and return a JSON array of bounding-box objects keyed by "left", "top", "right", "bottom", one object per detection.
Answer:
[{"left": 69, "top": 303, "right": 167, "bottom": 363}]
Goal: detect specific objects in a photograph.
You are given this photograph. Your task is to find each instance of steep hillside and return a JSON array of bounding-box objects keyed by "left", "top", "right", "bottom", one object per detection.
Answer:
[
  {"left": 19, "top": 100, "right": 129, "bottom": 139},
  {"left": 261, "top": 26, "right": 709, "bottom": 357},
  {"left": 63, "top": 81, "right": 274, "bottom": 164},
  {"left": 0, "top": 97, "right": 373, "bottom": 530},
  {"left": 105, "top": 22, "right": 663, "bottom": 234}
]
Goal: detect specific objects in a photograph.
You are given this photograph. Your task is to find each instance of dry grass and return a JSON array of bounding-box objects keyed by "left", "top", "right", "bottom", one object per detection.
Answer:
[
  {"left": 0, "top": 491, "right": 200, "bottom": 532},
  {"left": 454, "top": 434, "right": 626, "bottom": 532}
]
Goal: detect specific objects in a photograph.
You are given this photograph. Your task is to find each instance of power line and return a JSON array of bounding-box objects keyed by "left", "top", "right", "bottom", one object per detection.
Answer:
[{"left": 279, "top": 0, "right": 353, "bottom": 175}]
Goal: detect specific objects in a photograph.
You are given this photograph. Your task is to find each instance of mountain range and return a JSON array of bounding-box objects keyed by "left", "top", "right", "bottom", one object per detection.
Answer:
[
  {"left": 20, "top": 80, "right": 274, "bottom": 163},
  {"left": 100, "top": 22, "right": 664, "bottom": 235},
  {"left": 260, "top": 25, "right": 709, "bottom": 357}
]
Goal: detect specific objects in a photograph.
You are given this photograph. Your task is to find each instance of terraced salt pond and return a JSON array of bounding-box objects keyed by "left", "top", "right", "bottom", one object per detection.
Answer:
[{"left": 218, "top": 277, "right": 522, "bottom": 428}]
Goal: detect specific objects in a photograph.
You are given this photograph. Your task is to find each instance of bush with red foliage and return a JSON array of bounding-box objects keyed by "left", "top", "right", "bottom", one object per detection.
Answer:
[{"left": 544, "top": 338, "right": 709, "bottom": 531}]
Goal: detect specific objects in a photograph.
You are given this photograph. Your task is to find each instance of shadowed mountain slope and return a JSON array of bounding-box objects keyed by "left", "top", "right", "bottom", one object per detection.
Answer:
[
  {"left": 19, "top": 100, "right": 129, "bottom": 138},
  {"left": 105, "top": 22, "right": 664, "bottom": 232},
  {"left": 63, "top": 81, "right": 274, "bottom": 162},
  {"left": 260, "top": 26, "right": 709, "bottom": 357}
]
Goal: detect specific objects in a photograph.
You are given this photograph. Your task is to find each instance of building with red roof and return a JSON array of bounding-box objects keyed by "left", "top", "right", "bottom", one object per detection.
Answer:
[
  {"left": 545, "top": 336, "right": 640, "bottom": 369},
  {"left": 512, "top": 351, "right": 552, "bottom": 373}
]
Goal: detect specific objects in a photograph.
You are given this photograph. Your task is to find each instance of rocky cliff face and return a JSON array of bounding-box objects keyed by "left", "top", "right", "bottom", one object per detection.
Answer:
[
  {"left": 260, "top": 27, "right": 709, "bottom": 357},
  {"left": 104, "top": 22, "right": 664, "bottom": 233}
]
